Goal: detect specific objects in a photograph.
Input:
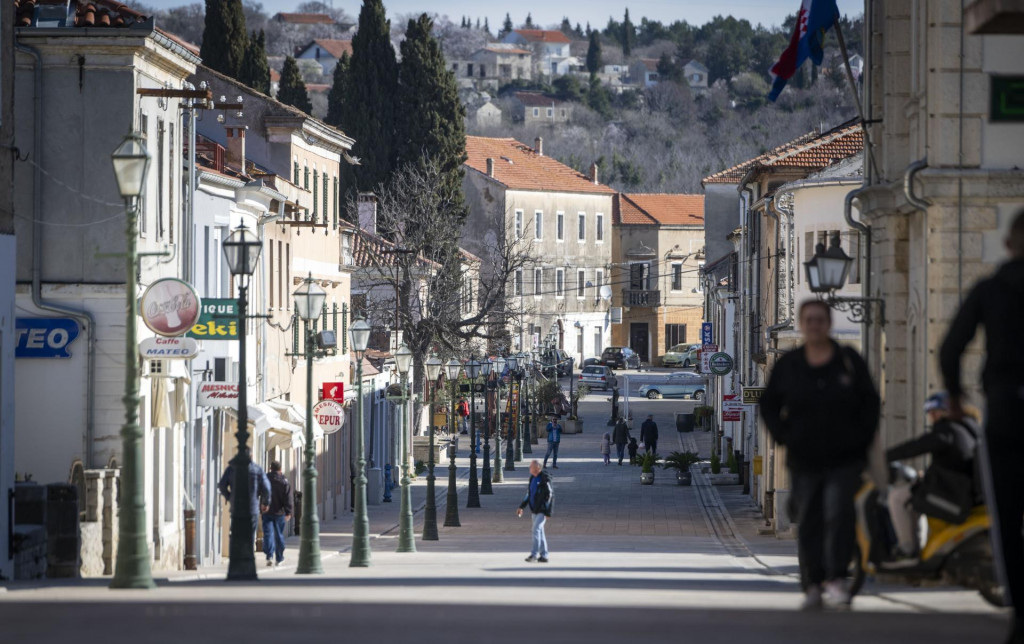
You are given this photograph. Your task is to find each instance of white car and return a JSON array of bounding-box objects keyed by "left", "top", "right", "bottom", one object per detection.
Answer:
[{"left": 578, "top": 365, "right": 617, "bottom": 391}]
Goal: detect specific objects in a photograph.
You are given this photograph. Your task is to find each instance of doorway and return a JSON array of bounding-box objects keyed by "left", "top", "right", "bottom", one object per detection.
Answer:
[{"left": 630, "top": 323, "right": 649, "bottom": 363}]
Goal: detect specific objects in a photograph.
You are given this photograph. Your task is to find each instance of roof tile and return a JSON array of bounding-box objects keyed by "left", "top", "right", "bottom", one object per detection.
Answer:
[
  {"left": 513, "top": 29, "right": 571, "bottom": 44},
  {"left": 616, "top": 194, "right": 704, "bottom": 226},
  {"left": 465, "top": 136, "right": 614, "bottom": 195}
]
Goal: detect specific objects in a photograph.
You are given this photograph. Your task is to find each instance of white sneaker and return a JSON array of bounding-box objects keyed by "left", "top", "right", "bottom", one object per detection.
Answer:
[
  {"left": 265, "top": 559, "right": 274, "bottom": 568},
  {"left": 822, "top": 580, "right": 852, "bottom": 610},
  {"left": 801, "top": 585, "right": 823, "bottom": 611}
]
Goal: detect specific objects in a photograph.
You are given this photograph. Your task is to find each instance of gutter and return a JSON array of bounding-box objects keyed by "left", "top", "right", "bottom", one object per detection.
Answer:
[
  {"left": 764, "top": 195, "right": 792, "bottom": 341},
  {"left": 843, "top": 185, "right": 872, "bottom": 360}
]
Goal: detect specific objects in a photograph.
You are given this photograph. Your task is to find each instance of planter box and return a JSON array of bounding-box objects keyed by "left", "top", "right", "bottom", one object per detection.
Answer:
[
  {"left": 640, "top": 472, "right": 655, "bottom": 485},
  {"left": 676, "top": 472, "right": 693, "bottom": 486},
  {"left": 562, "top": 419, "right": 582, "bottom": 434},
  {"left": 707, "top": 473, "right": 740, "bottom": 486},
  {"left": 412, "top": 437, "right": 445, "bottom": 465}
]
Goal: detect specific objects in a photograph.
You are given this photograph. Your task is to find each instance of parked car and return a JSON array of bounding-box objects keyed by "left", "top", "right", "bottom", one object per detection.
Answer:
[
  {"left": 578, "top": 365, "right": 617, "bottom": 391},
  {"left": 600, "top": 346, "right": 641, "bottom": 370},
  {"left": 582, "top": 357, "right": 602, "bottom": 368},
  {"left": 637, "top": 373, "right": 706, "bottom": 400},
  {"left": 662, "top": 344, "right": 699, "bottom": 368},
  {"left": 539, "top": 348, "right": 573, "bottom": 377}
]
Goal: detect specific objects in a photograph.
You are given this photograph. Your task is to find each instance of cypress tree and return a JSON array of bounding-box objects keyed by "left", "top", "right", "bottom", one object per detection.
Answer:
[
  {"left": 277, "top": 57, "right": 312, "bottom": 114},
  {"left": 339, "top": 0, "right": 399, "bottom": 194},
  {"left": 238, "top": 30, "right": 271, "bottom": 94},
  {"left": 621, "top": 8, "right": 635, "bottom": 56},
  {"left": 501, "top": 13, "right": 513, "bottom": 37},
  {"left": 525, "top": 13, "right": 533, "bottom": 28},
  {"left": 484, "top": 17, "right": 490, "bottom": 35},
  {"left": 475, "top": 18, "right": 480, "bottom": 30},
  {"left": 586, "top": 31, "right": 602, "bottom": 75},
  {"left": 200, "top": 0, "right": 247, "bottom": 78},
  {"left": 325, "top": 51, "right": 350, "bottom": 127}
]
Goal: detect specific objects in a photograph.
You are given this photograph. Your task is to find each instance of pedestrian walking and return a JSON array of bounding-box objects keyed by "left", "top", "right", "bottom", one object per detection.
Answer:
[
  {"left": 612, "top": 417, "right": 630, "bottom": 465},
  {"left": 940, "top": 209, "right": 1024, "bottom": 644},
  {"left": 601, "top": 432, "right": 611, "bottom": 465},
  {"left": 543, "top": 415, "right": 562, "bottom": 469},
  {"left": 609, "top": 387, "right": 620, "bottom": 426},
  {"left": 218, "top": 453, "right": 272, "bottom": 548},
  {"left": 640, "top": 414, "right": 659, "bottom": 455},
  {"left": 457, "top": 397, "right": 470, "bottom": 435},
  {"left": 760, "top": 300, "right": 880, "bottom": 611},
  {"left": 261, "top": 460, "right": 293, "bottom": 567},
  {"left": 627, "top": 437, "right": 639, "bottom": 465},
  {"left": 517, "top": 460, "right": 554, "bottom": 563}
]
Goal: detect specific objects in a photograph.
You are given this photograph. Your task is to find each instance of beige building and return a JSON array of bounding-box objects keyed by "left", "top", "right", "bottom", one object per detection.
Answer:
[{"left": 611, "top": 194, "right": 706, "bottom": 365}]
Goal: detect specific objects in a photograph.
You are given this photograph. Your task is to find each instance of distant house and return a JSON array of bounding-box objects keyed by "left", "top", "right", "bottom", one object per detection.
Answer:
[
  {"left": 502, "top": 29, "right": 574, "bottom": 77},
  {"left": 637, "top": 58, "right": 661, "bottom": 87},
  {"left": 509, "top": 92, "right": 571, "bottom": 125},
  {"left": 681, "top": 60, "right": 709, "bottom": 91},
  {"left": 468, "top": 101, "right": 502, "bottom": 128},
  {"left": 273, "top": 12, "right": 336, "bottom": 25},
  {"left": 450, "top": 44, "right": 533, "bottom": 90},
  {"left": 632, "top": 58, "right": 709, "bottom": 90},
  {"left": 295, "top": 39, "right": 352, "bottom": 76}
]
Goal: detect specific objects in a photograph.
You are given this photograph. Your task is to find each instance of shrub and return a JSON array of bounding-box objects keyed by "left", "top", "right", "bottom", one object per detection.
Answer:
[{"left": 710, "top": 451, "right": 721, "bottom": 474}]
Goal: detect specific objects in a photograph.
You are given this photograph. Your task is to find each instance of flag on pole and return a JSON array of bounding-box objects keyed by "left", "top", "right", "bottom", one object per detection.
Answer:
[{"left": 768, "top": 0, "right": 840, "bottom": 101}]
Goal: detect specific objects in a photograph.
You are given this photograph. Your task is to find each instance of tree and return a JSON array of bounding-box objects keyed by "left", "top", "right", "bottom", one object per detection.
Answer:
[
  {"left": 621, "top": 8, "right": 635, "bottom": 57},
  {"left": 483, "top": 17, "right": 490, "bottom": 35},
  {"left": 574, "top": 23, "right": 584, "bottom": 38},
  {"left": 586, "top": 74, "right": 611, "bottom": 117},
  {"left": 277, "top": 56, "right": 312, "bottom": 114},
  {"left": 337, "top": 0, "right": 400, "bottom": 196},
  {"left": 559, "top": 16, "right": 573, "bottom": 36},
  {"left": 200, "top": 0, "right": 248, "bottom": 78},
  {"left": 586, "top": 31, "right": 602, "bottom": 75},
  {"left": 524, "top": 13, "right": 533, "bottom": 28},
  {"left": 325, "top": 51, "right": 350, "bottom": 127},
  {"left": 500, "top": 13, "right": 513, "bottom": 37},
  {"left": 656, "top": 52, "right": 682, "bottom": 83},
  {"left": 238, "top": 30, "right": 271, "bottom": 94}
]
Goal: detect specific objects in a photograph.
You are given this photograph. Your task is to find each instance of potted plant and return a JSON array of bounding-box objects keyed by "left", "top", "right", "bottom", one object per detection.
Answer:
[
  {"left": 563, "top": 384, "right": 589, "bottom": 434},
  {"left": 693, "top": 405, "right": 714, "bottom": 430},
  {"left": 639, "top": 452, "right": 659, "bottom": 485},
  {"left": 661, "top": 451, "right": 700, "bottom": 486}
]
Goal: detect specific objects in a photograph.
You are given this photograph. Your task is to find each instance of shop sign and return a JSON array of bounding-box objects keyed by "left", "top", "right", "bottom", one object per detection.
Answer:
[
  {"left": 701, "top": 322, "right": 713, "bottom": 345},
  {"left": 722, "top": 394, "right": 743, "bottom": 422},
  {"left": 322, "top": 382, "right": 344, "bottom": 401},
  {"left": 139, "top": 336, "right": 199, "bottom": 359},
  {"left": 15, "top": 318, "right": 80, "bottom": 358},
  {"left": 700, "top": 343, "right": 718, "bottom": 372},
  {"left": 197, "top": 381, "right": 239, "bottom": 408},
  {"left": 187, "top": 298, "right": 238, "bottom": 340},
  {"left": 742, "top": 387, "right": 766, "bottom": 405},
  {"left": 313, "top": 400, "right": 345, "bottom": 434},
  {"left": 141, "top": 278, "right": 201, "bottom": 337},
  {"left": 708, "top": 352, "right": 734, "bottom": 376}
]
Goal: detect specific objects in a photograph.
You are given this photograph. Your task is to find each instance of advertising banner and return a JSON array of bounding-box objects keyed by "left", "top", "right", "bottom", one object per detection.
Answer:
[{"left": 187, "top": 298, "right": 238, "bottom": 340}]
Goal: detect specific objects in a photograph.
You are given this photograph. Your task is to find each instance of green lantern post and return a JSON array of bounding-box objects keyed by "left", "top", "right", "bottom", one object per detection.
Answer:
[{"left": 350, "top": 318, "right": 373, "bottom": 567}]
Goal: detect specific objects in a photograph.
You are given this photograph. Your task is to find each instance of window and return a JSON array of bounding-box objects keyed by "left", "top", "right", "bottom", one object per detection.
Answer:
[
  {"left": 312, "top": 168, "right": 318, "bottom": 220},
  {"left": 577, "top": 269, "right": 586, "bottom": 298},
  {"left": 532, "top": 107, "right": 540, "bottom": 117},
  {"left": 293, "top": 159, "right": 300, "bottom": 185},
  {"left": 514, "top": 209, "right": 523, "bottom": 239},
  {"left": 555, "top": 269, "right": 564, "bottom": 297},
  {"left": 333, "top": 176, "right": 339, "bottom": 229},
  {"left": 533, "top": 268, "right": 543, "bottom": 298},
  {"left": 556, "top": 212, "right": 564, "bottom": 241},
  {"left": 845, "top": 230, "right": 861, "bottom": 284},
  {"left": 671, "top": 263, "right": 682, "bottom": 291},
  {"left": 697, "top": 261, "right": 705, "bottom": 291},
  {"left": 595, "top": 269, "right": 604, "bottom": 292},
  {"left": 467, "top": 63, "right": 474, "bottom": 77},
  {"left": 546, "top": 108, "right": 553, "bottom": 117},
  {"left": 665, "top": 324, "right": 687, "bottom": 351},
  {"left": 534, "top": 210, "right": 543, "bottom": 240},
  {"left": 156, "top": 119, "right": 164, "bottom": 239},
  {"left": 342, "top": 233, "right": 353, "bottom": 266},
  {"left": 595, "top": 213, "right": 604, "bottom": 242},
  {"left": 514, "top": 269, "right": 523, "bottom": 296},
  {"left": 560, "top": 109, "right": 566, "bottom": 118},
  {"left": 269, "top": 242, "right": 275, "bottom": 308},
  {"left": 629, "top": 263, "right": 650, "bottom": 290},
  {"left": 577, "top": 212, "right": 586, "bottom": 242}
]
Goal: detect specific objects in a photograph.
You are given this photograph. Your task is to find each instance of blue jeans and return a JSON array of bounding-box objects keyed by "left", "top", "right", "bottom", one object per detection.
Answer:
[
  {"left": 616, "top": 444, "right": 626, "bottom": 463},
  {"left": 544, "top": 442, "right": 560, "bottom": 466},
  {"left": 262, "top": 514, "right": 286, "bottom": 562},
  {"left": 530, "top": 513, "right": 549, "bottom": 558}
]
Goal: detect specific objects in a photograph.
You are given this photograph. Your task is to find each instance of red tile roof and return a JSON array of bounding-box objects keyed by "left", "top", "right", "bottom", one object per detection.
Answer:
[
  {"left": 465, "top": 136, "right": 615, "bottom": 195},
  {"left": 616, "top": 193, "right": 704, "bottom": 226},
  {"left": 15, "top": 0, "right": 147, "bottom": 28},
  {"left": 513, "top": 29, "right": 571, "bottom": 44},
  {"left": 302, "top": 39, "right": 352, "bottom": 60},
  {"left": 274, "top": 12, "right": 334, "bottom": 24},
  {"left": 512, "top": 92, "right": 566, "bottom": 107}
]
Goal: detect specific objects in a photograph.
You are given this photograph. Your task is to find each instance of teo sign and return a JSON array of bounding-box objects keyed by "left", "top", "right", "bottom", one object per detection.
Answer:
[{"left": 15, "top": 318, "right": 80, "bottom": 358}]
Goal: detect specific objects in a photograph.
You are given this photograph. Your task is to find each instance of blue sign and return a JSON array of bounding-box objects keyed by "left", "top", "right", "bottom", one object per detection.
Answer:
[
  {"left": 15, "top": 318, "right": 80, "bottom": 358},
  {"left": 701, "top": 322, "right": 713, "bottom": 345}
]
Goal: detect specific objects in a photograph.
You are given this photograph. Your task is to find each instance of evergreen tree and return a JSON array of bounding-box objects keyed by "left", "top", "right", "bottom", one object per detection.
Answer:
[
  {"left": 238, "top": 30, "right": 271, "bottom": 94},
  {"left": 339, "top": 0, "right": 400, "bottom": 195},
  {"left": 656, "top": 52, "right": 683, "bottom": 83},
  {"left": 586, "top": 21, "right": 592, "bottom": 37},
  {"left": 587, "top": 74, "right": 611, "bottom": 117},
  {"left": 277, "top": 56, "right": 312, "bottom": 114},
  {"left": 325, "top": 51, "right": 350, "bottom": 127},
  {"left": 501, "top": 13, "right": 513, "bottom": 37},
  {"left": 586, "top": 31, "right": 602, "bottom": 75},
  {"left": 622, "top": 8, "right": 635, "bottom": 56},
  {"left": 475, "top": 18, "right": 481, "bottom": 30},
  {"left": 200, "top": 0, "right": 248, "bottom": 78},
  {"left": 484, "top": 17, "right": 490, "bottom": 35},
  {"left": 575, "top": 23, "right": 584, "bottom": 38},
  {"left": 524, "top": 13, "right": 533, "bottom": 28},
  {"left": 395, "top": 13, "right": 467, "bottom": 220},
  {"left": 560, "top": 17, "right": 572, "bottom": 35}
]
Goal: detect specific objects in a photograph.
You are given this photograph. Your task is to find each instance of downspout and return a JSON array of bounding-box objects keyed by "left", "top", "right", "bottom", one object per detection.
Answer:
[
  {"left": 904, "top": 159, "right": 931, "bottom": 411},
  {"left": 844, "top": 186, "right": 872, "bottom": 360},
  {"left": 17, "top": 40, "right": 97, "bottom": 468},
  {"left": 765, "top": 195, "right": 792, "bottom": 342}
]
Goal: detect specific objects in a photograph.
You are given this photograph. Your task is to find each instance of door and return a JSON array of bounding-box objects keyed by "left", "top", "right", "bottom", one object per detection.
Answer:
[
  {"left": 593, "top": 327, "right": 602, "bottom": 358},
  {"left": 630, "top": 323, "right": 649, "bottom": 364}
]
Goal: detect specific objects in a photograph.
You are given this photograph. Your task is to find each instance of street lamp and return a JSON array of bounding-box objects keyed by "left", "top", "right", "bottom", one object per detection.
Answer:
[
  {"left": 492, "top": 356, "right": 506, "bottom": 483},
  {"left": 522, "top": 352, "right": 535, "bottom": 452},
  {"left": 514, "top": 353, "right": 525, "bottom": 462},
  {"left": 803, "top": 233, "right": 885, "bottom": 326},
  {"left": 504, "top": 354, "right": 519, "bottom": 472},
  {"left": 480, "top": 358, "right": 493, "bottom": 494},
  {"left": 350, "top": 318, "right": 372, "bottom": 567},
  {"left": 394, "top": 344, "right": 416, "bottom": 552},
  {"left": 293, "top": 274, "right": 327, "bottom": 574},
  {"left": 465, "top": 356, "right": 481, "bottom": 508},
  {"left": 110, "top": 132, "right": 155, "bottom": 590},
  {"left": 422, "top": 355, "right": 443, "bottom": 541},
  {"left": 443, "top": 358, "right": 462, "bottom": 527}
]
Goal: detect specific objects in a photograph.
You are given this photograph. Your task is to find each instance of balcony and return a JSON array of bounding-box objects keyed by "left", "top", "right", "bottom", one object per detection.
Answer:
[{"left": 622, "top": 289, "right": 661, "bottom": 307}]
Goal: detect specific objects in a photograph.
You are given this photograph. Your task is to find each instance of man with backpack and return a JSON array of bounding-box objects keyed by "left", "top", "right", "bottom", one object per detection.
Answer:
[
  {"left": 457, "top": 397, "right": 470, "bottom": 435},
  {"left": 261, "top": 461, "right": 293, "bottom": 567}
]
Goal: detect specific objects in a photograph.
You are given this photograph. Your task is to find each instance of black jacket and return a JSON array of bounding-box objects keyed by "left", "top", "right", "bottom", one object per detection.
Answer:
[
  {"left": 886, "top": 417, "right": 978, "bottom": 479},
  {"left": 941, "top": 259, "right": 1024, "bottom": 398},
  {"left": 264, "top": 471, "right": 293, "bottom": 516},
  {"left": 519, "top": 471, "right": 554, "bottom": 516},
  {"left": 218, "top": 462, "right": 272, "bottom": 516},
  {"left": 640, "top": 420, "right": 658, "bottom": 443},
  {"left": 760, "top": 341, "right": 880, "bottom": 472},
  {"left": 612, "top": 421, "right": 631, "bottom": 446}
]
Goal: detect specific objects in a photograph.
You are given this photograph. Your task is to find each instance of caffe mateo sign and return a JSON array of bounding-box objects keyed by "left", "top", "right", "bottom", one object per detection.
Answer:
[
  {"left": 313, "top": 400, "right": 344, "bottom": 435},
  {"left": 141, "top": 278, "right": 201, "bottom": 337},
  {"left": 197, "top": 382, "right": 240, "bottom": 408},
  {"left": 139, "top": 336, "right": 199, "bottom": 359}
]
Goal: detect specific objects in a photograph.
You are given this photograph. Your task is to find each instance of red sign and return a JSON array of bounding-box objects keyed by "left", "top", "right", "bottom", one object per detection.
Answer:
[
  {"left": 322, "top": 382, "right": 344, "bottom": 401},
  {"left": 140, "top": 278, "right": 202, "bottom": 337},
  {"left": 722, "top": 394, "right": 743, "bottom": 422},
  {"left": 313, "top": 400, "right": 344, "bottom": 434},
  {"left": 197, "top": 381, "right": 239, "bottom": 408}
]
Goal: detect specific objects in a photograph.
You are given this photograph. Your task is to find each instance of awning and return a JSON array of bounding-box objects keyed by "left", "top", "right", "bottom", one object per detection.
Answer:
[{"left": 266, "top": 400, "right": 325, "bottom": 443}]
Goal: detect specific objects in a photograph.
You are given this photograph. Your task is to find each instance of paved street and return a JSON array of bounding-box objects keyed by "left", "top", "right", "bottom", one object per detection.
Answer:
[{"left": 0, "top": 391, "right": 1009, "bottom": 643}]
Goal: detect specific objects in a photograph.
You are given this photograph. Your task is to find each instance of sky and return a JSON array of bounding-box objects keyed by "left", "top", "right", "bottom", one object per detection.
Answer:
[{"left": 143, "top": 0, "right": 865, "bottom": 31}]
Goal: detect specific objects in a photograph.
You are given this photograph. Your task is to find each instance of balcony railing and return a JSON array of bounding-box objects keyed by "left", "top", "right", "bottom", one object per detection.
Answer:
[{"left": 622, "top": 289, "right": 661, "bottom": 307}]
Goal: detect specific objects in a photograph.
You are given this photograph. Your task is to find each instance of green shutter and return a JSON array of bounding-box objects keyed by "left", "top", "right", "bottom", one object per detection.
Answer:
[
  {"left": 293, "top": 161, "right": 299, "bottom": 185},
  {"left": 333, "top": 177, "right": 339, "bottom": 229},
  {"left": 312, "top": 169, "right": 318, "bottom": 220},
  {"left": 340, "top": 303, "right": 347, "bottom": 352},
  {"left": 304, "top": 166, "right": 309, "bottom": 189},
  {"left": 323, "top": 175, "right": 328, "bottom": 226},
  {"left": 293, "top": 315, "right": 300, "bottom": 355}
]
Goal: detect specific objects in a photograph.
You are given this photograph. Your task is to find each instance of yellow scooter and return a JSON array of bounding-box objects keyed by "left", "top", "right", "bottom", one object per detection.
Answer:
[{"left": 849, "top": 464, "right": 1005, "bottom": 606}]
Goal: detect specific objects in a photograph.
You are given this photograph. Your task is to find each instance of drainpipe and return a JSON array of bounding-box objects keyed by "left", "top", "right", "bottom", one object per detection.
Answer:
[
  {"left": 844, "top": 186, "right": 872, "bottom": 361},
  {"left": 904, "top": 159, "right": 931, "bottom": 418},
  {"left": 765, "top": 196, "right": 792, "bottom": 343},
  {"left": 17, "top": 40, "right": 97, "bottom": 468}
]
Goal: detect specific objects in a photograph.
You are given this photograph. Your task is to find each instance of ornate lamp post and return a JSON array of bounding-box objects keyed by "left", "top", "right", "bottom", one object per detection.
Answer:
[
  {"left": 465, "top": 356, "right": 482, "bottom": 508},
  {"left": 394, "top": 344, "right": 416, "bottom": 552},
  {"left": 349, "top": 318, "right": 373, "bottom": 567},
  {"left": 504, "top": 354, "right": 519, "bottom": 471},
  {"left": 522, "top": 352, "right": 533, "bottom": 454},
  {"left": 109, "top": 132, "right": 155, "bottom": 590},
  {"left": 514, "top": 354, "right": 525, "bottom": 463},
  {"left": 422, "top": 355, "right": 443, "bottom": 541},
  {"left": 530, "top": 351, "right": 541, "bottom": 446},
  {"left": 443, "top": 358, "right": 462, "bottom": 527},
  {"left": 293, "top": 275, "right": 328, "bottom": 574},
  {"left": 480, "top": 358, "right": 494, "bottom": 494},
  {"left": 804, "top": 233, "right": 886, "bottom": 326},
  {"left": 492, "top": 356, "right": 506, "bottom": 483}
]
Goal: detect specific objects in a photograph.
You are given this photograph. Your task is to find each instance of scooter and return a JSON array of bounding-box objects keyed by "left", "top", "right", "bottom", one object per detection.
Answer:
[{"left": 849, "top": 463, "right": 1005, "bottom": 606}]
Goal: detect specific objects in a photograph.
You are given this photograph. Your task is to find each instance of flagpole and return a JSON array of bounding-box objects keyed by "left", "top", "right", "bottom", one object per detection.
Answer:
[{"left": 833, "top": 16, "right": 881, "bottom": 181}]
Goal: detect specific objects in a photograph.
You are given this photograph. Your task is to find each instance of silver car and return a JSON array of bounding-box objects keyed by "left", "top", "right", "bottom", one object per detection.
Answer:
[
  {"left": 637, "top": 373, "right": 706, "bottom": 400},
  {"left": 578, "top": 365, "right": 617, "bottom": 391},
  {"left": 661, "top": 344, "right": 698, "bottom": 368}
]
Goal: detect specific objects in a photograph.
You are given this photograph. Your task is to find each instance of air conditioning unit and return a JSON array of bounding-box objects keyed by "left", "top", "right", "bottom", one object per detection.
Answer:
[{"left": 610, "top": 307, "right": 623, "bottom": 324}]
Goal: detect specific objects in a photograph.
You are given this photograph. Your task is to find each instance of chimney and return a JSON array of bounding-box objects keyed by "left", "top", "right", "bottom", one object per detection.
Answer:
[
  {"left": 357, "top": 193, "right": 377, "bottom": 236},
  {"left": 589, "top": 162, "right": 599, "bottom": 185},
  {"left": 486, "top": 157, "right": 495, "bottom": 177},
  {"left": 225, "top": 126, "right": 247, "bottom": 171},
  {"left": 534, "top": 137, "right": 543, "bottom": 156}
]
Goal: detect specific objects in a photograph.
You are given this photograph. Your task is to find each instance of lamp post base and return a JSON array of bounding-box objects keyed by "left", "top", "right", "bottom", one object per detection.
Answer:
[{"left": 443, "top": 447, "right": 461, "bottom": 527}]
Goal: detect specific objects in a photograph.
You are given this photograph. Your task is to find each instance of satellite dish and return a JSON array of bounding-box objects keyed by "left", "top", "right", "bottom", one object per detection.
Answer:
[{"left": 599, "top": 285, "right": 613, "bottom": 301}]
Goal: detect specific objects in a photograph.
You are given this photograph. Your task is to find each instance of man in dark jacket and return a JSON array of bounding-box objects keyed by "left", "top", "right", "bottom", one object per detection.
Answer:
[
  {"left": 517, "top": 460, "right": 553, "bottom": 563},
  {"left": 612, "top": 417, "right": 631, "bottom": 465},
  {"left": 640, "top": 414, "right": 659, "bottom": 455},
  {"left": 940, "top": 209, "right": 1024, "bottom": 644},
  {"left": 261, "top": 461, "right": 293, "bottom": 567},
  {"left": 218, "top": 455, "right": 272, "bottom": 548}
]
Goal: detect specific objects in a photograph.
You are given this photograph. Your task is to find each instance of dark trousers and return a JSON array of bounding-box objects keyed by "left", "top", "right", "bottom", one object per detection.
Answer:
[
  {"left": 791, "top": 461, "right": 863, "bottom": 590},
  {"left": 616, "top": 444, "right": 626, "bottom": 464},
  {"left": 645, "top": 440, "right": 658, "bottom": 455},
  {"left": 262, "top": 514, "right": 286, "bottom": 563},
  {"left": 985, "top": 388, "right": 1024, "bottom": 619}
]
